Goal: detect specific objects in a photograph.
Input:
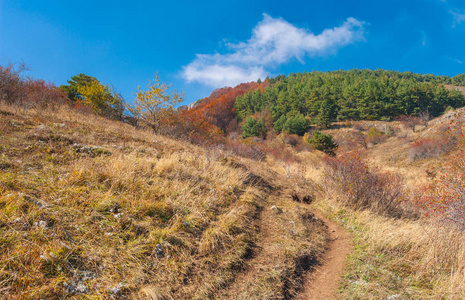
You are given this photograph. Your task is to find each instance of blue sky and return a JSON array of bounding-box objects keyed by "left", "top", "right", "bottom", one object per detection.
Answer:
[{"left": 1, "top": 0, "right": 464, "bottom": 106}]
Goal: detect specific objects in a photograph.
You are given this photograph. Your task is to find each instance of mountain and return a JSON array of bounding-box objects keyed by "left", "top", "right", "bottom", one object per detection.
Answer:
[
  {"left": 2, "top": 67, "right": 465, "bottom": 299},
  {"left": 233, "top": 69, "right": 465, "bottom": 134}
]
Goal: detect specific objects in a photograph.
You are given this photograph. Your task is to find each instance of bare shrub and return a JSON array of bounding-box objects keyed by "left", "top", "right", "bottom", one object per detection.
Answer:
[
  {"left": 334, "top": 131, "right": 367, "bottom": 151},
  {"left": 322, "top": 151, "right": 404, "bottom": 216},
  {"left": 0, "top": 62, "right": 27, "bottom": 105},
  {"left": 0, "top": 62, "right": 68, "bottom": 111},
  {"left": 419, "top": 109, "right": 432, "bottom": 128},
  {"left": 420, "top": 151, "right": 465, "bottom": 229},
  {"left": 398, "top": 115, "right": 421, "bottom": 132},
  {"left": 284, "top": 134, "right": 299, "bottom": 147},
  {"left": 366, "top": 127, "right": 389, "bottom": 145},
  {"left": 352, "top": 122, "right": 366, "bottom": 131},
  {"left": 410, "top": 113, "right": 464, "bottom": 161},
  {"left": 408, "top": 138, "right": 448, "bottom": 161},
  {"left": 222, "top": 141, "right": 266, "bottom": 161}
]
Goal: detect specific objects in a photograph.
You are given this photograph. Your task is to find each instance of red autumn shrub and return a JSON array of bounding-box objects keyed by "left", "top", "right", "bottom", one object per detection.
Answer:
[
  {"left": 0, "top": 63, "right": 68, "bottom": 110},
  {"left": 322, "top": 150, "right": 404, "bottom": 216},
  {"left": 410, "top": 111, "right": 464, "bottom": 162},
  {"left": 188, "top": 81, "right": 269, "bottom": 133},
  {"left": 419, "top": 150, "right": 465, "bottom": 229},
  {"left": 409, "top": 138, "right": 449, "bottom": 161},
  {"left": 160, "top": 109, "right": 225, "bottom": 146}
]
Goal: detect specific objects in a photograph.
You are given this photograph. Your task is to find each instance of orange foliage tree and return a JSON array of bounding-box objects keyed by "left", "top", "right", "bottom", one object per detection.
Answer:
[{"left": 187, "top": 81, "right": 269, "bottom": 133}]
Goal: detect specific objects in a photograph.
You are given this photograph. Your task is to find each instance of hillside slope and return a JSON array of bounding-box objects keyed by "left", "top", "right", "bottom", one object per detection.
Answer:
[
  {"left": 304, "top": 104, "right": 465, "bottom": 298},
  {"left": 0, "top": 105, "right": 327, "bottom": 299}
]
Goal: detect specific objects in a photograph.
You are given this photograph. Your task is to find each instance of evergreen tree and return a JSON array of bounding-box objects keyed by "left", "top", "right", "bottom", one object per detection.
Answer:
[
  {"left": 306, "top": 131, "right": 338, "bottom": 156},
  {"left": 283, "top": 113, "right": 310, "bottom": 136},
  {"left": 59, "top": 73, "right": 96, "bottom": 101},
  {"left": 233, "top": 69, "right": 465, "bottom": 131},
  {"left": 242, "top": 117, "right": 267, "bottom": 139}
]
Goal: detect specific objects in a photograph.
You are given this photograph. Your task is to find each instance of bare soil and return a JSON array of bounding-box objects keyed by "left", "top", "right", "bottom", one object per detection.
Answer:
[
  {"left": 296, "top": 210, "right": 353, "bottom": 300},
  {"left": 216, "top": 168, "right": 353, "bottom": 299}
]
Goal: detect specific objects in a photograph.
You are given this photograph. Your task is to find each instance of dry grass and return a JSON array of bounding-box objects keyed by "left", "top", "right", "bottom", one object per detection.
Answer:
[
  {"left": 4, "top": 99, "right": 465, "bottom": 299},
  {"left": 303, "top": 108, "right": 465, "bottom": 299},
  {"left": 0, "top": 104, "right": 327, "bottom": 299},
  {"left": 312, "top": 202, "right": 465, "bottom": 299}
]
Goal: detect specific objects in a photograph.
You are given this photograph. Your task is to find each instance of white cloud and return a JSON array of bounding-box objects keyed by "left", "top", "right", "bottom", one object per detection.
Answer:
[
  {"left": 451, "top": 9, "right": 465, "bottom": 27},
  {"left": 181, "top": 14, "right": 365, "bottom": 87}
]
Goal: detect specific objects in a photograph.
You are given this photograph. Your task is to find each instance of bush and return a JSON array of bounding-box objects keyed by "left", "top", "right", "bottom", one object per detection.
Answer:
[
  {"left": 409, "top": 138, "right": 448, "bottom": 161},
  {"left": 366, "top": 127, "right": 388, "bottom": 145},
  {"left": 420, "top": 151, "right": 465, "bottom": 229},
  {"left": 352, "top": 122, "right": 366, "bottom": 131},
  {"left": 0, "top": 63, "right": 68, "bottom": 110},
  {"left": 398, "top": 115, "right": 421, "bottom": 132},
  {"left": 161, "top": 110, "right": 225, "bottom": 145},
  {"left": 283, "top": 113, "right": 310, "bottom": 136},
  {"left": 305, "top": 131, "right": 338, "bottom": 156},
  {"left": 410, "top": 114, "right": 463, "bottom": 161},
  {"left": 322, "top": 152, "right": 404, "bottom": 216},
  {"left": 284, "top": 134, "right": 298, "bottom": 147},
  {"left": 242, "top": 117, "right": 267, "bottom": 139},
  {"left": 223, "top": 141, "right": 266, "bottom": 161}
]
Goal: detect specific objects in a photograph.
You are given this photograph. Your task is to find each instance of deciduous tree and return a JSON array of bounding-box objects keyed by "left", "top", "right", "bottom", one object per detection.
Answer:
[
  {"left": 77, "top": 79, "right": 124, "bottom": 119},
  {"left": 60, "top": 73, "right": 95, "bottom": 101},
  {"left": 126, "top": 74, "right": 184, "bottom": 133}
]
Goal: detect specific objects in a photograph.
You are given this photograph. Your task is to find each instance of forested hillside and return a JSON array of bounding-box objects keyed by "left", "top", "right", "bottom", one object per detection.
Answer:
[
  {"left": 187, "top": 81, "right": 268, "bottom": 132},
  {"left": 3, "top": 60, "right": 465, "bottom": 298},
  {"left": 234, "top": 70, "right": 465, "bottom": 132}
]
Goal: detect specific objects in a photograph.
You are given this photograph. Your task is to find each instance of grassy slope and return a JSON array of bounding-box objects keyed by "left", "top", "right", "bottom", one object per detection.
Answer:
[
  {"left": 0, "top": 105, "right": 326, "bottom": 299},
  {"left": 307, "top": 106, "right": 465, "bottom": 299},
  {"left": 3, "top": 92, "right": 464, "bottom": 299}
]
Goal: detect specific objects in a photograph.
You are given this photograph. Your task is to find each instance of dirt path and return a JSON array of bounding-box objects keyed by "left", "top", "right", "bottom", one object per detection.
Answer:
[
  {"left": 296, "top": 209, "right": 353, "bottom": 300},
  {"left": 214, "top": 167, "right": 353, "bottom": 299},
  {"left": 215, "top": 188, "right": 292, "bottom": 299}
]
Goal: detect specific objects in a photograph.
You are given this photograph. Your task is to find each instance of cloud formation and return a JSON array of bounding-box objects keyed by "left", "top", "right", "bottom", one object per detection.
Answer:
[
  {"left": 181, "top": 14, "right": 365, "bottom": 88},
  {"left": 451, "top": 9, "right": 465, "bottom": 27}
]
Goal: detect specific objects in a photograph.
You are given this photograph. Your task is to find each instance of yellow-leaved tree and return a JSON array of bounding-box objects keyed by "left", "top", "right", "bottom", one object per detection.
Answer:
[
  {"left": 126, "top": 74, "right": 184, "bottom": 132},
  {"left": 77, "top": 79, "right": 124, "bottom": 120}
]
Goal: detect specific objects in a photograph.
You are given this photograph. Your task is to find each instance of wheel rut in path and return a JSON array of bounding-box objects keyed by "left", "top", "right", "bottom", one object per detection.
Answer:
[
  {"left": 296, "top": 209, "right": 353, "bottom": 300},
  {"left": 216, "top": 168, "right": 353, "bottom": 299}
]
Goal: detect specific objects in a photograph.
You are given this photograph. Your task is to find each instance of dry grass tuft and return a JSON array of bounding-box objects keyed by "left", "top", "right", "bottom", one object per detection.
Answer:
[
  {"left": 0, "top": 103, "right": 328, "bottom": 299},
  {"left": 315, "top": 204, "right": 465, "bottom": 299}
]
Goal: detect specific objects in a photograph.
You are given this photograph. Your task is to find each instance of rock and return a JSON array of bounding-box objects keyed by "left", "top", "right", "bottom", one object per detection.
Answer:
[
  {"left": 109, "top": 282, "right": 125, "bottom": 295},
  {"left": 155, "top": 244, "right": 165, "bottom": 257},
  {"left": 38, "top": 220, "right": 47, "bottom": 229},
  {"left": 188, "top": 100, "right": 202, "bottom": 110},
  {"left": 270, "top": 205, "right": 283, "bottom": 214}
]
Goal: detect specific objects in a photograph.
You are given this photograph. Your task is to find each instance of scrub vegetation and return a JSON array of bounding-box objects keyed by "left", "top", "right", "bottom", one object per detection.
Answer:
[{"left": 2, "top": 63, "right": 465, "bottom": 299}]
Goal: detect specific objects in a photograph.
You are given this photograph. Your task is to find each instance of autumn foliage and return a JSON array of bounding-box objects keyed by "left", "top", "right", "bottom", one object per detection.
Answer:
[
  {"left": 0, "top": 63, "right": 68, "bottom": 110},
  {"left": 187, "top": 81, "right": 269, "bottom": 133},
  {"left": 419, "top": 150, "right": 465, "bottom": 228},
  {"left": 322, "top": 150, "right": 404, "bottom": 216},
  {"left": 155, "top": 80, "right": 270, "bottom": 146}
]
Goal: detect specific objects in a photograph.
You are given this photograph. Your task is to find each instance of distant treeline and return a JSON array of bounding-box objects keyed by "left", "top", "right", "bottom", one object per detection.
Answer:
[{"left": 234, "top": 70, "right": 465, "bottom": 130}]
